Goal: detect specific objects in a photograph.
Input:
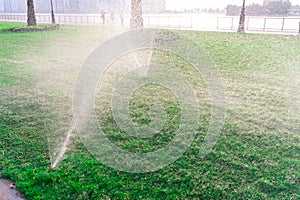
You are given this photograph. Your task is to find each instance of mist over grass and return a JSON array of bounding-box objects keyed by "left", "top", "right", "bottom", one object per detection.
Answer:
[{"left": 0, "top": 23, "right": 299, "bottom": 199}]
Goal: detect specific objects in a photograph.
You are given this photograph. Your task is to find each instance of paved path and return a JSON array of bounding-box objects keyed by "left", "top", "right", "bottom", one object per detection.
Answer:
[{"left": 0, "top": 179, "right": 25, "bottom": 200}]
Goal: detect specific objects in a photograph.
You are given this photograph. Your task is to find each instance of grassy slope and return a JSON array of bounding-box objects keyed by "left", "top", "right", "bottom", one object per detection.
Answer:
[{"left": 0, "top": 23, "right": 299, "bottom": 199}]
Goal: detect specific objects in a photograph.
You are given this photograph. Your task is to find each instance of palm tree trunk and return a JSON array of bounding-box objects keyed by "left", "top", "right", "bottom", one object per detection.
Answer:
[
  {"left": 130, "top": 0, "right": 143, "bottom": 29},
  {"left": 50, "top": 0, "right": 56, "bottom": 24},
  {"left": 27, "top": 0, "right": 36, "bottom": 26},
  {"left": 237, "top": 0, "right": 246, "bottom": 33}
]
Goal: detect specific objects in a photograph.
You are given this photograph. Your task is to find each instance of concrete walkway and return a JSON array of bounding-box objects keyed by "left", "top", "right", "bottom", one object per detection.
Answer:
[{"left": 0, "top": 179, "right": 25, "bottom": 200}]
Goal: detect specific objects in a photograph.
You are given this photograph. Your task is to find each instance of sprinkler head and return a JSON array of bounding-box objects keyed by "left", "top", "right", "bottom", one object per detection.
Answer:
[{"left": 50, "top": 166, "right": 55, "bottom": 171}]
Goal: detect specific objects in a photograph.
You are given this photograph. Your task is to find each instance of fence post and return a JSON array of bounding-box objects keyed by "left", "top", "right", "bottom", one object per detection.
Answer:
[
  {"left": 281, "top": 18, "right": 285, "bottom": 32},
  {"left": 298, "top": 21, "right": 300, "bottom": 35},
  {"left": 263, "top": 18, "right": 266, "bottom": 31},
  {"left": 246, "top": 17, "right": 249, "bottom": 30}
]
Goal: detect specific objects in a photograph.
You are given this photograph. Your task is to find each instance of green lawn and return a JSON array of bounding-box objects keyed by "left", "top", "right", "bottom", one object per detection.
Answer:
[
  {"left": 0, "top": 23, "right": 299, "bottom": 199},
  {"left": 0, "top": 22, "right": 28, "bottom": 31},
  {"left": 0, "top": 22, "right": 58, "bottom": 32}
]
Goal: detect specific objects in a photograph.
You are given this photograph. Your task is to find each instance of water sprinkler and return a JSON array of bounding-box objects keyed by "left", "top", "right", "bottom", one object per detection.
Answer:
[{"left": 50, "top": 166, "right": 55, "bottom": 171}]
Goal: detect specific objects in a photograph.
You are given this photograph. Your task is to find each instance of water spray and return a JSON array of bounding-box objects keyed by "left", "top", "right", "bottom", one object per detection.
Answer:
[{"left": 50, "top": 124, "right": 75, "bottom": 170}]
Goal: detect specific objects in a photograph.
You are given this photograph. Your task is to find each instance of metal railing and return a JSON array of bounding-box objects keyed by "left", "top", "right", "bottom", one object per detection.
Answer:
[
  {"left": 1, "top": 13, "right": 299, "bottom": 34},
  {"left": 216, "top": 16, "right": 300, "bottom": 33}
]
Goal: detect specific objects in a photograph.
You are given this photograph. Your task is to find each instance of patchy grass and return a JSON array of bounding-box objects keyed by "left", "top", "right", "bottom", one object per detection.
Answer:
[
  {"left": 0, "top": 23, "right": 299, "bottom": 199},
  {"left": 0, "top": 22, "right": 58, "bottom": 32}
]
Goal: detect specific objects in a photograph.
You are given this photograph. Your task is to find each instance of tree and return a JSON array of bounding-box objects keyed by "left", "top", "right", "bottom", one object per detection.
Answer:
[
  {"left": 226, "top": 5, "right": 241, "bottom": 16},
  {"left": 246, "top": 3, "right": 266, "bottom": 16},
  {"left": 27, "top": 0, "right": 36, "bottom": 26},
  {"left": 227, "top": 0, "right": 291, "bottom": 17},
  {"left": 130, "top": 0, "right": 143, "bottom": 29},
  {"left": 265, "top": 0, "right": 291, "bottom": 16},
  {"left": 237, "top": 0, "right": 246, "bottom": 33},
  {"left": 50, "top": 0, "right": 56, "bottom": 24}
]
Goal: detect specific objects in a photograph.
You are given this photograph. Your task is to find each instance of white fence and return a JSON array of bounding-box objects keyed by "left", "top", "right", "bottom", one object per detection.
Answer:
[{"left": 1, "top": 13, "right": 300, "bottom": 34}]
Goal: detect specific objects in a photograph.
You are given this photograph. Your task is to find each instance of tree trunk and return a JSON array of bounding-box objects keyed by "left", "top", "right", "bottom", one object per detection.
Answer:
[
  {"left": 50, "top": 0, "right": 56, "bottom": 24},
  {"left": 130, "top": 0, "right": 143, "bottom": 29},
  {"left": 27, "top": 0, "right": 36, "bottom": 26},
  {"left": 237, "top": 0, "right": 246, "bottom": 33}
]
